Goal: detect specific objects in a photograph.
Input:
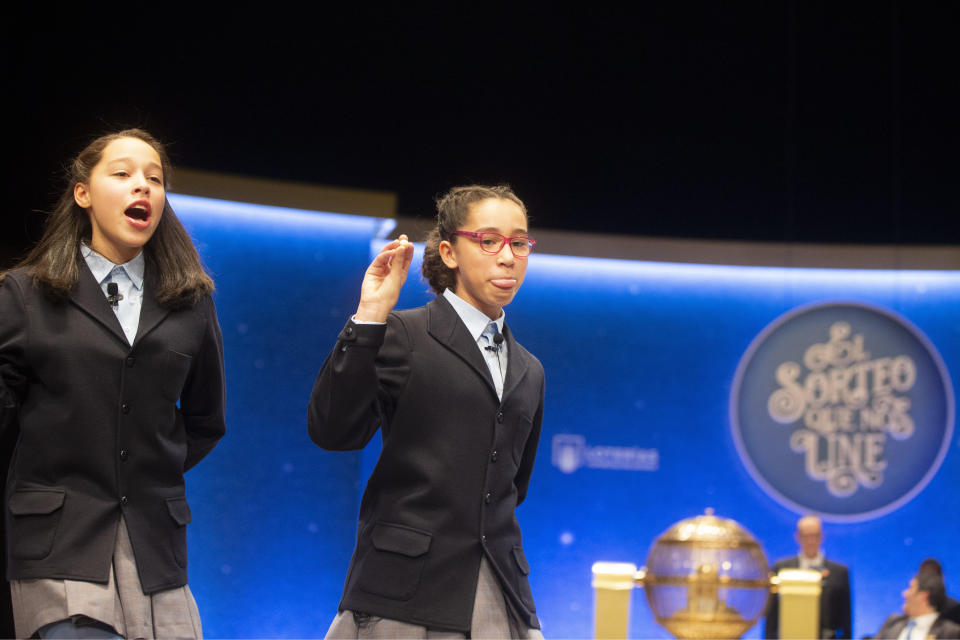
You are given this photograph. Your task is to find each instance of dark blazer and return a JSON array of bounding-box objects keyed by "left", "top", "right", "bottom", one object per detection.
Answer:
[
  {"left": 308, "top": 295, "right": 545, "bottom": 633},
  {"left": 943, "top": 595, "right": 960, "bottom": 626},
  {"left": 765, "top": 557, "right": 852, "bottom": 639},
  {"left": 873, "top": 613, "right": 960, "bottom": 639},
  {"left": 0, "top": 263, "right": 225, "bottom": 594}
]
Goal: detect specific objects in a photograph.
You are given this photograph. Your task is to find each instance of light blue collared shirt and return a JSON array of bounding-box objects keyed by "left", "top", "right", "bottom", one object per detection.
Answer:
[
  {"left": 443, "top": 288, "right": 508, "bottom": 399},
  {"left": 81, "top": 245, "right": 145, "bottom": 345}
]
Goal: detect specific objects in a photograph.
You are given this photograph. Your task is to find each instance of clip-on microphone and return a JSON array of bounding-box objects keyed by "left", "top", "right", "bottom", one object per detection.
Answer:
[
  {"left": 484, "top": 332, "right": 505, "bottom": 384},
  {"left": 106, "top": 282, "right": 124, "bottom": 306}
]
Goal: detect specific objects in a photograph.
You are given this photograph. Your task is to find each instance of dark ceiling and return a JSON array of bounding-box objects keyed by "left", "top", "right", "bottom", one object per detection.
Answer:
[{"left": 4, "top": 3, "right": 958, "bottom": 268}]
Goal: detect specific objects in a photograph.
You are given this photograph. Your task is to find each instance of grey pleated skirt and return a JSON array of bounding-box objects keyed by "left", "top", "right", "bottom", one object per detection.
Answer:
[
  {"left": 325, "top": 556, "right": 544, "bottom": 639},
  {"left": 9, "top": 516, "right": 202, "bottom": 639}
]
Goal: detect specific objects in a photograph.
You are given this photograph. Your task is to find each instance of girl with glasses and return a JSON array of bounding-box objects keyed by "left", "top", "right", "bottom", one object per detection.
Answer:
[{"left": 309, "top": 185, "right": 545, "bottom": 638}]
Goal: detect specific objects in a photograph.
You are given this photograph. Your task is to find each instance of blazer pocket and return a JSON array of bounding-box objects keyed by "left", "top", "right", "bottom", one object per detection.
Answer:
[
  {"left": 358, "top": 522, "right": 432, "bottom": 601},
  {"left": 165, "top": 496, "right": 192, "bottom": 568},
  {"left": 512, "top": 545, "right": 537, "bottom": 610},
  {"left": 8, "top": 488, "right": 66, "bottom": 560},
  {"left": 161, "top": 349, "right": 193, "bottom": 403},
  {"left": 511, "top": 414, "right": 534, "bottom": 465}
]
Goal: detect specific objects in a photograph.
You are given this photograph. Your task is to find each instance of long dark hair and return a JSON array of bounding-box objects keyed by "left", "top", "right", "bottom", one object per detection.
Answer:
[
  {"left": 2, "top": 128, "right": 213, "bottom": 306},
  {"left": 421, "top": 185, "right": 527, "bottom": 294}
]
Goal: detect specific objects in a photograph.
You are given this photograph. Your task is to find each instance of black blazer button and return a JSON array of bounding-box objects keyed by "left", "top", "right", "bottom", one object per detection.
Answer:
[
  {"left": 121, "top": 403, "right": 131, "bottom": 414},
  {"left": 345, "top": 326, "right": 354, "bottom": 335},
  {"left": 481, "top": 534, "right": 487, "bottom": 543},
  {"left": 491, "top": 450, "right": 499, "bottom": 462},
  {"left": 125, "top": 355, "right": 136, "bottom": 367},
  {"left": 496, "top": 412, "right": 504, "bottom": 423},
  {"left": 120, "top": 496, "right": 129, "bottom": 506},
  {"left": 120, "top": 449, "right": 129, "bottom": 461},
  {"left": 485, "top": 492, "right": 492, "bottom": 504}
]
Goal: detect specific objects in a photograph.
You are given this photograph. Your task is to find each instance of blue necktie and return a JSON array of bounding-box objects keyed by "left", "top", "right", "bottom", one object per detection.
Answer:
[
  {"left": 903, "top": 620, "right": 915, "bottom": 640},
  {"left": 481, "top": 322, "right": 504, "bottom": 399}
]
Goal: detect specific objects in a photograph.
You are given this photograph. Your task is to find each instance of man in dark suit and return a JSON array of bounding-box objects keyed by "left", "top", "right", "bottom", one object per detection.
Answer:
[
  {"left": 872, "top": 572, "right": 960, "bottom": 639},
  {"left": 765, "top": 515, "right": 852, "bottom": 639},
  {"left": 919, "top": 559, "right": 960, "bottom": 626}
]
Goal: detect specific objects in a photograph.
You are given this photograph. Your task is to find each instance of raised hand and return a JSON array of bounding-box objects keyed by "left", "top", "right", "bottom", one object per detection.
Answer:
[{"left": 354, "top": 235, "right": 416, "bottom": 323}]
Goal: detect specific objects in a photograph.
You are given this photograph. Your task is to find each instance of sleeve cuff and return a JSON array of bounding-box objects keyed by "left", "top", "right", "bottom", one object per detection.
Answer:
[
  {"left": 338, "top": 317, "right": 387, "bottom": 347},
  {"left": 350, "top": 314, "right": 387, "bottom": 326}
]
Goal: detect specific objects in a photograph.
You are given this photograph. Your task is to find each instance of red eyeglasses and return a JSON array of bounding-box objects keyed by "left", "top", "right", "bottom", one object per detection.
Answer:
[{"left": 450, "top": 231, "right": 537, "bottom": 257}]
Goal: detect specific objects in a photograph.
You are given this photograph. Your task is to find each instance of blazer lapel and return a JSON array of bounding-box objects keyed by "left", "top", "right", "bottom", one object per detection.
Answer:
[
  {"left": 69, "top": 261, "right": 128, "bottom": 346},
  {"left": 426, "top": 296, "right": 499, "bottom": 398},
  {"left": 133, "top": 270, "right": 170, "bottom": 346},
  {"left": 501, "top": 324, "right": 529, "bottom": 401},
  {"left": 891, "top": 617, "right": 909, "bottom": 639}
]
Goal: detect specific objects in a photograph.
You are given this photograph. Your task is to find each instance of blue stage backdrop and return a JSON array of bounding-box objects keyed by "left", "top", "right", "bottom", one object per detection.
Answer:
[{"left": 170, "top": 194, "right": 959, "bottom": 639}]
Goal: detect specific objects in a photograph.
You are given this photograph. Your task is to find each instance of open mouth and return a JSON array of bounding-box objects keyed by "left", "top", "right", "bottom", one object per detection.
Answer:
[
  {"left": 124, "top": 201, "right": 152, "bottom": 226},
  {"left": 125, "top": 205, "right": 150, "bottom": 221}
]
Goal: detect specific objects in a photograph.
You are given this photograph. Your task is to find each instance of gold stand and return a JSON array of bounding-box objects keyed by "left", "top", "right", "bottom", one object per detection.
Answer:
[
  {"left": 591, "top": 562, "right": 638, "bottom": 639},
  {"left": 776, "top": 568, "right": 822, "bottom": 640}
]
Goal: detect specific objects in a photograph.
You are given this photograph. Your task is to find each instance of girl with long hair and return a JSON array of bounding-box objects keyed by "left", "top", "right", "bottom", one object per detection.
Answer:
[{"left": 1, "top": 129, "right": 225, "bottom": 638}]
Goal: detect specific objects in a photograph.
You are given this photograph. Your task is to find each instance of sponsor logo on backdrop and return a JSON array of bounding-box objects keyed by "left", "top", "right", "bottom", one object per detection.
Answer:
[
  {"left": 731, "top": 302, "right": 954, "bottom": 521},
  {"left": 552, "top": 434, "right": 659, "bottom": 474}
]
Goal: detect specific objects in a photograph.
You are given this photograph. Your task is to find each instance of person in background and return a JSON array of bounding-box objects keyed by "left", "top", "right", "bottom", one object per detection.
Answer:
[
  {"left": 918, "top": 558, "right": 960, "bottom": 625},
  {"left": 872, "top": 572, "right": 960, "bottom": 640},
  {"left": 765, "top": 515, "right": 852, "bottom": 639}
]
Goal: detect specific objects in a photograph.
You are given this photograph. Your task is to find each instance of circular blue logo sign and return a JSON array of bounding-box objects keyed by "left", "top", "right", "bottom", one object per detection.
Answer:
[{"left": 731, "top": 302, "right": 954, "bottom": 521}]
